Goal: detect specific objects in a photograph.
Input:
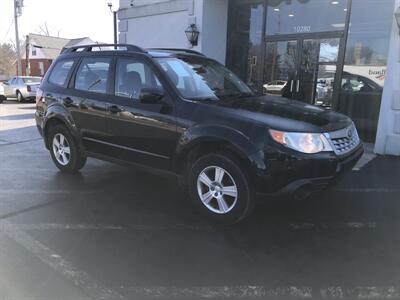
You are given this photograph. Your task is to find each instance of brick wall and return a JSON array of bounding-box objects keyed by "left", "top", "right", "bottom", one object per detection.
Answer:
[{"left": 21, "top": 59, "right": 53, "bottom": 77}]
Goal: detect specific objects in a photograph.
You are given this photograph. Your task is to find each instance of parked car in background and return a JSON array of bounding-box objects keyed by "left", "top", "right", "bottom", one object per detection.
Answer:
[
  {"left": 263, "top": 80, "right": 287, "bottom": 95},
  {"left": 0, "top": 83, "right": 5, "bottom": 103},
  {"left": 3, "top": 76, "right": 42, "bottom": 102},
  {"left": 35, "top": 44, "right": 363, "bottom": 224}
]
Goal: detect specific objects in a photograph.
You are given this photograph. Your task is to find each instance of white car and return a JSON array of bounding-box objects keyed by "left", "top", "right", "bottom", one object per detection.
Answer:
[
  {"left": 3, "top": 76, "right": 42, "bottom": 102},
  {"left": 0, "top": 83, "right": 5, "bottom": 103},
  {"left": 263, "top": 80, "right": 287, "bottom": 95}
]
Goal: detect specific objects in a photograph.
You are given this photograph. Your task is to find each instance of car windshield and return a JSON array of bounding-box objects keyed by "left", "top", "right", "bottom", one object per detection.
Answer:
[
  {"left": 156, "top": 56, "right": 253, "bottom": 101},
  {"left": 22, "top": 77, "right": 41, "bottom": 84}
]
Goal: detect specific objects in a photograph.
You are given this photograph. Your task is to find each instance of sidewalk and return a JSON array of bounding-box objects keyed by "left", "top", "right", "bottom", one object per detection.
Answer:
[{"left": 337, "top": 154, "right": 400, "bottom": 191}]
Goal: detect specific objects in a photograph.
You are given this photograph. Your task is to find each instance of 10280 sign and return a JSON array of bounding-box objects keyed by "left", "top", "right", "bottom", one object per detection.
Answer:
[{"left": 294, "top": 25, "right": 311, "bottom": 33}]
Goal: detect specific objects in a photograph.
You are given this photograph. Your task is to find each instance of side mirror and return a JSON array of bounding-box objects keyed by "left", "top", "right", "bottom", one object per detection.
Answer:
[{"left": 139, "top": 88, "right": 165, "bottom": 104}]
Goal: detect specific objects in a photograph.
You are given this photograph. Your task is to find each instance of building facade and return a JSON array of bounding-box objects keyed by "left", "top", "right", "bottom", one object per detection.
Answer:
[
  {"left": 21, "top": 34, "right": 94, "bottom": 77},
  {"left": 118, "top": 0, "right": 400, "bottom": 155}
]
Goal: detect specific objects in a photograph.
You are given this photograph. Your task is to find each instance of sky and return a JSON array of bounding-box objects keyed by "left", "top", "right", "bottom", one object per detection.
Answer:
[{"left": 0, "top": 0, "right": 119, "bottom": 45}]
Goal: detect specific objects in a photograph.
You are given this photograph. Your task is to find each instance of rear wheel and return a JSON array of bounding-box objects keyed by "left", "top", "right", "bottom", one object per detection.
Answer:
[
  {"left": 187, "top": 153, "right": 254, "bottom": 224},
  {"left": 16, "top": 91, "right": 24, "bottom": 102},
  {"left": 48, "top": 124, "right": 86, "bottom": 173}
]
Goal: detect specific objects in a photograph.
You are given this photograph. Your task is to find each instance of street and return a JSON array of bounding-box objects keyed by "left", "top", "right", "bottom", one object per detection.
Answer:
[{"left": 1, "top": 100, "right": 400, "bottom": 300}]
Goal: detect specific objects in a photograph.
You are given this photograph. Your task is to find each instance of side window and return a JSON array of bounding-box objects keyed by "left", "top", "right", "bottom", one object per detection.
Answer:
[
  {"left": 49, "top": 60, "right": 75, "bottom": 87},
  {"left": 115, "top": 58, "right": 162, "bottom": 100},
  {"left": 74, "top": 57, "right": 111, "bottom": 94}
]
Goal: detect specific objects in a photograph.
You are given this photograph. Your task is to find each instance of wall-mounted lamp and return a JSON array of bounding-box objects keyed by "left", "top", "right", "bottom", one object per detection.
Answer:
[
  {"left": 395, "top": 6, "right": 400, "bottom": 35},
  {"left": 185, "top": 24, "right": 200, "bottom": 46}
]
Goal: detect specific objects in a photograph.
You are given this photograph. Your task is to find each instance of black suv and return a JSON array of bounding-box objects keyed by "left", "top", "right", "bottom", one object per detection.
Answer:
[{"left": 35, "top": 44, "right": 363, "bottom": 224}]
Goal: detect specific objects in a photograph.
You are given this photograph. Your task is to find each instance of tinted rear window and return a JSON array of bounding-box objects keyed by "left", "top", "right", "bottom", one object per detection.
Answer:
[
  {"left": 22, "top": 77, "right": 42, "bottom": 84},
  {"left": 48, "top": 60, "right": 75, "bottom": 87}
]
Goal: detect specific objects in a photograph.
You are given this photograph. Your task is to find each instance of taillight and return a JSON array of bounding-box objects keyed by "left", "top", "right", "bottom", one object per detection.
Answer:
[
  {"left": 27, "top": 85, "right": 32, "bottom": 92},
  {"left": 36, "top": 88, "right": 43, "bottom": 104}
]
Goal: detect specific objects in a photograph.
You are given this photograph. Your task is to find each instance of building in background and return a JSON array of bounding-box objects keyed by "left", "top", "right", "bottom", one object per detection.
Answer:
[
  {"left": 118, "top": 0, "right": 400, "bottom": 155},
  {"left": 21, "top": 34, "right": 94, "bottom": 77}
]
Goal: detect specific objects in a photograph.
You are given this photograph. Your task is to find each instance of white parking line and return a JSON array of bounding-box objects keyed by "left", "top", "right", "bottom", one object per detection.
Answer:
[
  {"left": 14, "top": 223, "right": 212, "bottom": 231},
  {"left": 124, "top": 285, "right": 400, "bottom": 299},
  {"left": 290, "top": 222, "right": 377, "bottom": 230},
  {"left": 1, "top": 220, "right": 399, "bottom": 299},
  {"left": 13, "top": 222, "right": 383, "bottom": 232},
  {"left": 0, "top": 219, "right": 124, "bottom": 300},
  {"left": 332, "top": 188, "right": 397, "bottom": 193},
  {"left": 0, "top": 190, "right": 111, "bottom": 195}
]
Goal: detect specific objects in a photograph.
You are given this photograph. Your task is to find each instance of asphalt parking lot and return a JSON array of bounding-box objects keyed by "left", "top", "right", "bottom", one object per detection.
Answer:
[{"left": 1, "top": 100, "right": 400, "bottom": 300}]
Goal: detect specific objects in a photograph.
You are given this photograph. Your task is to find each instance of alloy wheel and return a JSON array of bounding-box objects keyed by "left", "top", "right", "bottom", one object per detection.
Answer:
[
  {"left": 196, "top": 166, "right": 238, "bottom": 214},
  {"left": 52, "top": 133, "right": 71, "bottom": 166}
]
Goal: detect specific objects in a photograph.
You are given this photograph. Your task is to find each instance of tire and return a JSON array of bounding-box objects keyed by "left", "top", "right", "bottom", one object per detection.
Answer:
[
  {"left": 16, "top": 91, "right": 24, "bottom": 102},
  {"left": 187, "top": 153, "right": 254, "bottom": 224},
  {"left": 48, "top": 124, "right": 87, "bottom": 173}
]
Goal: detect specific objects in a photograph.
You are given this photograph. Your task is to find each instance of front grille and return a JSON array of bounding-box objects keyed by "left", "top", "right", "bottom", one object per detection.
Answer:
[{"left": 326, "top": 124, "right": 360, "bottom": 155}]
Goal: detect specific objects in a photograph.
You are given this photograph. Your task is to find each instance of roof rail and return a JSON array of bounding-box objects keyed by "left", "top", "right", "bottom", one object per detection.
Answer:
[
  {"left": 147, "top": 48, "right": 205, "bottom": 56},
  {"left": 61, "top": 44, "right": 146, "bottom": 54}
]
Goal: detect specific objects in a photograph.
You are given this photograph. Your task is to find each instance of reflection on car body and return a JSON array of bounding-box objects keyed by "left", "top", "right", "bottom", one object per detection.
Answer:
[{"left": 263, "top": 80, "right": 287, "bottom": 95}]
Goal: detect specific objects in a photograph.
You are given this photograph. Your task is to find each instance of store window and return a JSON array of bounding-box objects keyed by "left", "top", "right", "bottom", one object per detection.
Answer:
[
  {"left": 266, "top": 0, "right": 348, "bottom": 35},
  {"left": 338, "top": 0, "right": 395, "bottom": 142},
  {"left": 226, "top": 2, "right": 264, "bottom": 90}
]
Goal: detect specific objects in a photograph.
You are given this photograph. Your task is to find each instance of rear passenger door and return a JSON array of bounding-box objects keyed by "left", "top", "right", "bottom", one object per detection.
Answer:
[
  {"left": 68, "top": 56, "right": 111, "bottom": 153},
  {"left": 104, "top": 56, "right": 178, "bottom": 170}
]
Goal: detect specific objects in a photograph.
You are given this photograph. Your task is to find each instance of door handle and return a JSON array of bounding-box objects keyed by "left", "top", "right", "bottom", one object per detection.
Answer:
[
  {"left": 290, "top": 80, "right": 294, "bottom": 93},
  {"left": 296, "top": 80, "right": 300, "bottom": 93},
  {"left": 63, "top": 97, "right": 73, "bottom": 106},
  {"left": 108, "top": 105, "right": 122, "bottom": 114}
]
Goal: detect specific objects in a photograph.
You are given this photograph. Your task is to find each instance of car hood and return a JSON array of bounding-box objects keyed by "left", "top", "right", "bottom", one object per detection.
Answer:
[{"left": 215, "top": 95, "right": 352, "bottom": 133}]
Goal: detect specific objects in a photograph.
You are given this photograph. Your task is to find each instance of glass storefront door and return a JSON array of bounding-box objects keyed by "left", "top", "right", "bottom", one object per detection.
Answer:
[
  {"left": 263, "top": 35, "right": 342, "bottom": 109},
  {"left": 227, "top": 0, "right": 395, "bottom": 142},
  {"left": 226, "top": 1, "right": 265, "bottom": 91},
  {"left": 263, "top": 40, "right": 298, "bottom": 98}
]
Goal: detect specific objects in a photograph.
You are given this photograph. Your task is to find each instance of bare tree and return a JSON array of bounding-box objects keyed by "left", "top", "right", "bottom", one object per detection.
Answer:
[
  {"left": 0, "top": 43, "right": 17, "bottom": 77},
  {"left": 36, "top": 22, "right": 51, "bottom": 36}
]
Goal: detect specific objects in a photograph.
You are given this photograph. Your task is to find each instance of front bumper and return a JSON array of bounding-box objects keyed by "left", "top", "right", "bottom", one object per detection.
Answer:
[{"left": 251, "top": 143, "right": 364, "bottom": 196}]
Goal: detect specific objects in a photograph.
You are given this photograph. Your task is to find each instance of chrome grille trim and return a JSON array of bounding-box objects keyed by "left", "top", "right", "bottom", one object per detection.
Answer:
[{"left": 324, "top": 124, "right": 360, "bottom": 155}]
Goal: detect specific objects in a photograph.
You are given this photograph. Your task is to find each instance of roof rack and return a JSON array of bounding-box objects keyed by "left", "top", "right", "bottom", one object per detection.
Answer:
[
  {"left": 61, "top": 44, "right": 146, "bottom": 54},
  {"left": 147, "top": 48, "right": 205, "bottom": 56}
]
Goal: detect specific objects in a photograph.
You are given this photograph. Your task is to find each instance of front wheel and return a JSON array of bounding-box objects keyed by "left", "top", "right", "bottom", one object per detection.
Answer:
[
  {"left": 48, "top": 124, "right": 87, "bottom": 173},
  {"left": 188, "top": 153, "right": 254, "bottom": 224}
]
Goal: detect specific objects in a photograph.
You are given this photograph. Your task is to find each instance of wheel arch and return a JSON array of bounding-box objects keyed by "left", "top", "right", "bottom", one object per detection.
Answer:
[
  {"left": 43, "top": 108, "right": 80, "bottom": 150},
  {"left": 174, "top": 125, "right": 260, "bottom": 177}
]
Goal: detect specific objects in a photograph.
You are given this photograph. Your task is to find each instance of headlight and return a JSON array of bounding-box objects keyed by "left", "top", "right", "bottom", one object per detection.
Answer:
[{"left": 269, "top": 129, "right": 333, "bottom": 154}]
